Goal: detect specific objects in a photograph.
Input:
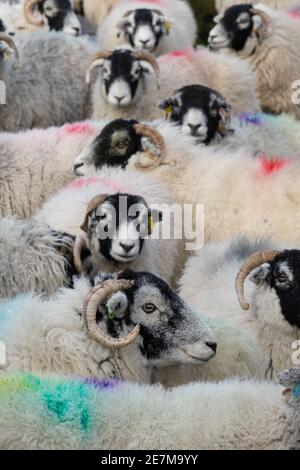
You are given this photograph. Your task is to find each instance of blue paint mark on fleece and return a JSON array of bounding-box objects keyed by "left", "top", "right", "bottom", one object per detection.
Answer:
[
  {"left": 293, "top": 383, "right": 300, "bottom": 399},
  {"left": 240, "top": 113, "right": 262, "bottom": 126}
]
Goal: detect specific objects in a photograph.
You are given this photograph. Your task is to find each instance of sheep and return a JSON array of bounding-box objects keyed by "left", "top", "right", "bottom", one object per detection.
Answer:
[
  {"left": 0, "top": 0, "right": 82, "bottom": 36},
  {"left": 35, "top": 165, "right": 186, "bottom": 285},
  {"left": 0, "top": 271, "right": 218, "bottom": 383},
  {"left": 179, "top": 236, "right": 300, "bottom": 380},
  {"left": 0, "top": 31, "right": 95, "bottom": 132},
  {"left": 159, "top": 84, "right": 300, "bottom": 156},
  {"left": 97, "top": 0, "right": 197, "bottom": 57},
  {"left": 0, "top": 367, "right": 299, "bottom": 449},
  {"left": 0, "top": 217, "right": 74, "bottom": 299},
  {"left": 215, "top": 0, "right": 298, "bottom": 14},
  {"left": 73, "top": 118, "right": 300, "bottom": 247},
  {"left": 208, "top": 3, "right": 300, "bottom": 118},
  {"left": 86, "top": 46, "right": 260, "bottom": 121},
  {"left": 78, "top": 0, "right": 120, "bottom": 28}
]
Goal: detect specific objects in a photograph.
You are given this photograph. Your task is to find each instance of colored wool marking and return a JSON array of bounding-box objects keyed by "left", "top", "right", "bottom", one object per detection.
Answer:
[
  {"left": 82, "top": 377, "right": 120, "bottom": 390},
  {"left": 293, "top": 383, "right": 300, "bottom": 398},
  {"left": 0, "top": 374, "right": 41, "bottom": 396},
  {"left": 68, "top": 175, "right": 134, "bottom": 194},
  {"left": 165, "top": 48, "right": 194, "bottom": 59},
  {"left": 240, "top": 113, "right": 262, "bottom": 126},
  {"left": 259, "top": 156, "right": 290, "bottom": 176},
  {"left": 61, "top": 122, "right": 95, "bottom": 135},
  {"left": 43, "top": 381, "right": 92, "bottom": 432}
]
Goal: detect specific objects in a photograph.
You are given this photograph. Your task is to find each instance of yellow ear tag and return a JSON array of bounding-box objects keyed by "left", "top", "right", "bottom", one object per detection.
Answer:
[
  {"left": 164, "top": 104, "right": 173, "bottom": 120},
  {"left": 164, "top": 21, "right": 172, "bottom": 34},
  {"left": 148, "top": 216, "right": 155, "bottom": 232}
]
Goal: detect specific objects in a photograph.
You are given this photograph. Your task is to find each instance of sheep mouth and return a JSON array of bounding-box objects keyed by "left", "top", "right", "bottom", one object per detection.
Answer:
[
  {"left": 182, "top": 348, "right": 216, "bottom": 362},
  {"left": 111, "top": 253, "right": 137, "bottom": 263}
]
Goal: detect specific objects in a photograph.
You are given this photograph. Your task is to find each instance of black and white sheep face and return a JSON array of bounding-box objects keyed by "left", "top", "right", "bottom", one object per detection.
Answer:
[
  {"left": 208, "top": 4, "right": 264, "bottom": 55},
  {"left": 159, "top": 85, "right": 231, "bottom": 144},
  {"left": 95, "top": 50, "right": 156, "bottom": 107},
  {"left": 0, "top": 17, "right": 15, "bottom": 37},
  {"left": 88, "top": 194, "right": 162, "bottom": 264},
  {"left": 74, "top": 119, "right": 142, "bottom": 175},
  {"left": 250, "top": 251, "right": 300, "bottom": 328},
  {"left": 38, "top": 0, "right": 81, "bottom": 35},
  {"left": 117, "top": 9, "right": 171, "bottom": 53},
  {"left": 97, "top": 270, "right": 217, "bottom": 366}
]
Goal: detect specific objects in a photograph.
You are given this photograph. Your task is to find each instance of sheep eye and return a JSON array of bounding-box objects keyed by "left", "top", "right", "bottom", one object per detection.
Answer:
[{"left": 142, "top": 303, "right": 157, "bottom": 314}]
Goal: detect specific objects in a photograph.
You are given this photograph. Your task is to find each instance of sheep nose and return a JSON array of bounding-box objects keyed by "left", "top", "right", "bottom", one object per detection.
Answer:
[
  {"left": 114, "top": 95, "right": 125, "bottom": 104},
  {"left": 120, "top": 242, "right": 134, "bottom": 253},
  {"left": 140, "top": 39, "right": 150, "bottom": 46},
  {"left": 8, "top": 31, "right": 15, "bottom": 36},
  {"left": 188, "top": 123, "right": 201, "bottom": 135},
  {"left": 72, "top": 27, "right": 80, "bottom": 36},
  {"left": 206, "top": 341, "right": 217, "bottom": 353}
]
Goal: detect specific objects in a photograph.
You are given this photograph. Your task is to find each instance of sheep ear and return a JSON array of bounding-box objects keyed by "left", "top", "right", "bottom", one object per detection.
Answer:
[
  {"left": 139, "top": 60, "right": 156, "bottom": 75},
  {"left": 213, "top": 13, "right": 223, "bottom": 23},
  {"left": 148, "top": 208, "right": 163, "bottom": 234},
  {"left": 116, "top": 18, "right": 129, "bottom": 33},
  {"left": 252, "top": 14, "right": 263, "bottom": 32},
  {"left": 249, "top": 265, "right": 270, "bottom": 287},
  {"left": 217, "top": 106, "right": 231, "bottom": 136},
  {"left": 158, "top": 98, "right": 174, "bottom": 119},
  {"left": 162, "top": 18, "right": 173, "bottom": 34}
]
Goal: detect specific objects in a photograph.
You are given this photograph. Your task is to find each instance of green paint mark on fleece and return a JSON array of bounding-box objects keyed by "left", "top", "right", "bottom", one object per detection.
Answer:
[
  {"left": 0, "top": 373, "right": 41, "bottom": 396},
  {"left": 43, "top": 382, "right": 93, "bottom": 433}
]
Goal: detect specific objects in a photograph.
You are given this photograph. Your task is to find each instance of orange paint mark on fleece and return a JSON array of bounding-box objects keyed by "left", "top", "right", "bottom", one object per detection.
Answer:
[
  {"left": 259, "top": 156, "right": 291, "bottom": 177},
  {"left": 61, "top": 122, "right": 95, "bottom": 135}
]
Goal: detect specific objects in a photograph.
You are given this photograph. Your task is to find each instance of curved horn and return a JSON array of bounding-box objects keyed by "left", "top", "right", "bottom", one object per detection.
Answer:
[
  {"left": 82, "top": 279, "right": 140, "bottom": 348},
  {"left": 24, "top": 0, "right": 44, "bottom": 27},
  {"left": 235, "top": 250, "right": 280, "bottom": 311},
  {"left": 85, "top": 50, "right": 113, "bottom": 84},
  {"left": 80, "top": 193, "right": 109, "bottom": 233},
  {"left": 0, "top": 33, "right": 19, "bottom": 62},
  {"left": 250, "top": 8, "right": 272, "bottom": 36},
  {"left": 133, "top": 123, "right": 166, "bottom": 169},
  {"left": 73, "top": 234, "right": 88, "bottom": 273},
  {"left": 131, "top": 49, "right": 160, "bottom": 86}
]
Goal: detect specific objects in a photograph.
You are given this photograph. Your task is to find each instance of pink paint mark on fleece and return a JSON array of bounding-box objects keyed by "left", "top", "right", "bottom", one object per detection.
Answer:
[
  {"left": 67, "top": 175, "right": 135, "bottom": 194},
  {"left": 162, "top": 48, "right": 194, "bottom": 59},
  {"left": 61, "top": 122, "right": 95, "bottom": 135},
  {"left": 258, "top": 156, "right": 291, "bottom": 177}
]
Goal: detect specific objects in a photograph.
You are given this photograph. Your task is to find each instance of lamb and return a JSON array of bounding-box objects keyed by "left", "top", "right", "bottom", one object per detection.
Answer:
[
  {"left": 0, "top": 0, "right": 81, "bottom": 36},
  {"left": 159, "top": 84, "right": 300, "bottom": 156},
  {"left": 35, "top": 166, "right": 186, "bottom": 285},
  {"left": 215, "top": 0, "right": 298, "bottom": 13},
  {"left": 0, "top": 32, "right": 95, "bottom": 132},
  {"left": 73, "top": 118, "right": 300, "bottom": 247},
  {"left": 97, "top": 0, "right": 197, "bottom": 56},
  {"left": 0, "top": 271, "right": 218, "bottom": 382},
  {"left": 179, "top": 236, "right": 300, "bottom": 379},
  {"left": 0, "top": 217, "right": 74, "bottom": 299},
  {"left": 0, "top": 367, "right": 299, "bottom": 449},
  {"left": 86, "top": 46, "right": 260, "bottom": 121},
  {"left": 208, "top": 3, "right": 300, "bottom": 118}
]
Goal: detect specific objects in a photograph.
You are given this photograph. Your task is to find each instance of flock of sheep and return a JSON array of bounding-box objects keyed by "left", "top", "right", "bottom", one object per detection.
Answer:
[{"left": 0, "top": 0, "right": 300, "bottom": 450}]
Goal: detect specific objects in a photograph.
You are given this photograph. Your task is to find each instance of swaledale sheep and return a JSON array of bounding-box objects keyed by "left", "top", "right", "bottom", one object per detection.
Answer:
[
  {"left": 0, "top": 119, "right": 176, "bottom": 218},
  {"left": 0, "top": 0, "right": 81, "bottom": 35},
  {"left": 73, "top": 119, "right": 300, "bottom": 246},
  {"left": 215, "top": 0, "right": 298, "bottom": 13},
  {"left": 159, "top": 84, "right": 300, "bottom": 156},
  {"left": 35, "top": 166, "right": 186, "bottom": 285},
  {"left": 0, "top": 272, "right": 218, "bottom": 381},
  {"left": 87, "top": 46, "right": 260, "bottom": 121},
  {"left": 0, "top": 217, "right": 74, "bottom": 299},
  {"left": 0, "top": 32, "right": 95, "bottom": 132},
  {"left": 179, "top": 236, "right": 300, "bottom": 379},
  {"left": 97, "top": 0, "right": 197, "bottom": 56},
  {"left": 77, "top": 0, "right": 120, "bottom": 28},
  {"left": 0, "top": 367, "right": 299, "bottom": 449},
  {"left": 209, "top": 3, "right": 300, "bottom": 118}
]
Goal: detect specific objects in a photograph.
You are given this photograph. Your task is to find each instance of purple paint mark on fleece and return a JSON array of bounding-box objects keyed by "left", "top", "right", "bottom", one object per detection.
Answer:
[
  {"left": 82, "top": 377, "right": 121, "bottom": 390},
  {"left": 240, "top": 113, "right": 261, "bottom": 126}
]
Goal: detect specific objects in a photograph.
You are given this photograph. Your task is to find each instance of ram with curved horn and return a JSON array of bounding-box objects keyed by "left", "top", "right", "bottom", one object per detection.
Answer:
[
  {"left": 0, "top": 270, "right": 217, "bottom": 382},
  {"left": 179, "top": 236, "right": 300, "bottom": 379},
  {"left": 73, "top": 119, "right": 166, "bottom": 176},
  {"left": 23, "top": 0, "right": 81, "bottom": 35},
  {"left": 208, "top": 3, "right": 300, "bottom": 118}
]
